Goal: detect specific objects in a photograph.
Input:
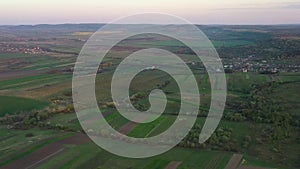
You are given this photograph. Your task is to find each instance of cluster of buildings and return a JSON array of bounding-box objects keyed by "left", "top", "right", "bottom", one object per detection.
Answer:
[
  {"left": 186, "top": 55, "right": 299, "bottom": 73},
  {"left": 223, "top": 55, "right": 299, "bottom": 73},
  {"left": 0, "top": 43, "right": 45, "bottom": 54}
]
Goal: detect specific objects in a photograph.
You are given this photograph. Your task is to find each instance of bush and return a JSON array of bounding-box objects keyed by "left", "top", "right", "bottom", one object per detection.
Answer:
[{"left": 25, "top": 133, "right": 34, "bottom": 137}]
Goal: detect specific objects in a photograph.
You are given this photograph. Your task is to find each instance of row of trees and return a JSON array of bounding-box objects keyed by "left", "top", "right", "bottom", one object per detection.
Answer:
[{"left": 1, "top": 103, "right": 76, "bottom": 131}]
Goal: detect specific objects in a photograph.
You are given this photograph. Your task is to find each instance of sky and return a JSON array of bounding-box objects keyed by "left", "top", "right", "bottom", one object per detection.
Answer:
[{"left": 0, "top": 0, "right": 299, "bottom": 25}]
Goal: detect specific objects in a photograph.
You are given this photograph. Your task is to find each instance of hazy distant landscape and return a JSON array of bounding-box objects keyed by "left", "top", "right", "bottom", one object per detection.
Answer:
[{"left": 0, "top": 24, "right": 299, "bottom": 169}]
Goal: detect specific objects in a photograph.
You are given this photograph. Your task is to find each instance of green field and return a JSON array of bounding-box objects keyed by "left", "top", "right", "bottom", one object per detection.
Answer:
[
  {"left": 0, "top": 53, "right": 31, "bottom": 59},
  {"left": 32, "top": 141, "right": 233, "bottom": 169},
  {"left": 0, "top": 74, "right": 72, "bottom": 90},
  {"left": 0, "top": 127, "right": 62, "bottom": 162},
  {"left": 0, "top": 24, "right": 299, "bottom": 169},
  {"left": 0, "top": 95, "right": 48, "bottom": 116}
]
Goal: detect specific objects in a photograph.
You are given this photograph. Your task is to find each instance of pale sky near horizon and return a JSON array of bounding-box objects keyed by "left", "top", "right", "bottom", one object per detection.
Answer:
[{"left": 0, "top": 0, "right": 299, "bottom": 25}]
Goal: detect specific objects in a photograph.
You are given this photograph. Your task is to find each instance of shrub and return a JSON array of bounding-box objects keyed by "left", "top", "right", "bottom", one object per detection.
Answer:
[{"left": 25, "top": 133, "right": 34, "bottom": 137}]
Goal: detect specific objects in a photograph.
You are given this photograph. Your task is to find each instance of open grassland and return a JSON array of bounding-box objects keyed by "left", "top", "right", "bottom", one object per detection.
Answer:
[
  {"left": 0, "top": 53, "right": 75, "bottom": 72},
  {"left": 0, "top": 74, "right": 71, "bottom": 90},
  {"left": 0, "top": 95, "right": 48, "bottom": 116},
  {"left": 0, "top": 53, "right": 31, "bottom": 59},
  {"left": 128, "top": 116, "right": 165, "bottom": 138}
]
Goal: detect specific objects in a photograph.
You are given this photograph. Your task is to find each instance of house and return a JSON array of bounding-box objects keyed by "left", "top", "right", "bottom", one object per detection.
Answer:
[{"left": 242, "top": 68, "right": 248, "bottom": 73}]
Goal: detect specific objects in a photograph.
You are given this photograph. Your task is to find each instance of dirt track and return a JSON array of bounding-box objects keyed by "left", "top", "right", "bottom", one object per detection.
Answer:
[
  {"left": 117, "top": 122, "right": 138, "bottom": 135},
  {"left": 205, "top": 152, "right": 225, "bottom": 169},
  {"left": 164, "top": 161, "right": 182, "bottom": 169},
  {"left": 2, "top": 133, "right": 90, "bottom": 169},
  {"left": 224, "top": 154, "right": 243, "bottom": 169}
]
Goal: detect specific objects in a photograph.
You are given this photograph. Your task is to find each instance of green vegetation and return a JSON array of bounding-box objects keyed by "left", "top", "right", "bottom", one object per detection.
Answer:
[
  {"left": 0, "top": 132, "right": 74, "bottom": 167},
  {"left": 0, "top": 96, "right": 48, "bottom": 116},
  {"left": 128, "top": 116, "right": 165, "bottom": 138},
  {"left": 0, "top": 127, "right": 69, "bottom": 165},
  {"left": 0, "top": 24, "right": 299, "bottom": 169},
  {"left": 0, "top": 74, "right": 71, "bottom": 90},
  {"left": 0, "top": 53, "right": 31, "bottom": 59},
  {"left": 143, "top": 159, "right": 170, "bottom": 169}
]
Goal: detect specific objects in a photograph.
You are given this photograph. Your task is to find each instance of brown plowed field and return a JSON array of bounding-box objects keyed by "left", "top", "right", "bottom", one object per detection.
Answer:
[
  {"left": 2, "top": 133, "right": 90, "bottom": 169},
  {"left": 117, "top": 122, "right": 138, "bottom": 135}
]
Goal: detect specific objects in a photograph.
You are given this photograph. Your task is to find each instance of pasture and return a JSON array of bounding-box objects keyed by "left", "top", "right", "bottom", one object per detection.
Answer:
[{"left": 0, "top": 95, "right": 48, "bottom": 116}]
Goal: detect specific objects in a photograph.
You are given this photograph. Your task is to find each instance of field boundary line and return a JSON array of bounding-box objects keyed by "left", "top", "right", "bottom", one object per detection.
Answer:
[{"left": 24, "top": 148, "right": 64, "bottom": 169}]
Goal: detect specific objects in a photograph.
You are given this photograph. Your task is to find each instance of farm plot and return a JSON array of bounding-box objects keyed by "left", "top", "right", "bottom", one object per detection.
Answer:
[
  {"left": 0, "top": 127, "right": 60, "bottom": 162},
  {"left": 127, "top": 116, "right": 165, "bottom": 138},
  {"left": 0, "top": 74, "right": 72, "bottom": 90},
  {"left": 224, "top": 154, "right": 243, "bottom": 169},
  {"left": 0, "top": 69, "right": 46, "bottom": 81},
  {"left": 0, "top": 95, "right": 48, "bottom": 116},
  {"left": 164, "top": 161, "right": 182, "bottom": 169},
  {"left": 1, "top": 133, "right": 89, "bottom": 169}
]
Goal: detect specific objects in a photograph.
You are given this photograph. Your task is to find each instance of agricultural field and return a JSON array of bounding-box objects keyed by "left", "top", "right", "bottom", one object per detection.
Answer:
[
  {"left": 0, "top": 95, "right": 48, "bottom": 116},
  {"left": 0, "top": 24, "right": 299, "bottom": 169}
]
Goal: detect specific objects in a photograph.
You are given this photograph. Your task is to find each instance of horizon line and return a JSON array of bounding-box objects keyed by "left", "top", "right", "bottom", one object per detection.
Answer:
[{"left": 1, "top": 23, "right": 300, "bottom": 26}]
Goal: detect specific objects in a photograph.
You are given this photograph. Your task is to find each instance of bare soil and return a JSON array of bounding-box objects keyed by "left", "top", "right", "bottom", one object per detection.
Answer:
[
  {"left": 164, "top": 161, "right": 182, "bottom": 169},
  {"left": 2, "top": 133, "right": 90, "bottom": 169}
]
